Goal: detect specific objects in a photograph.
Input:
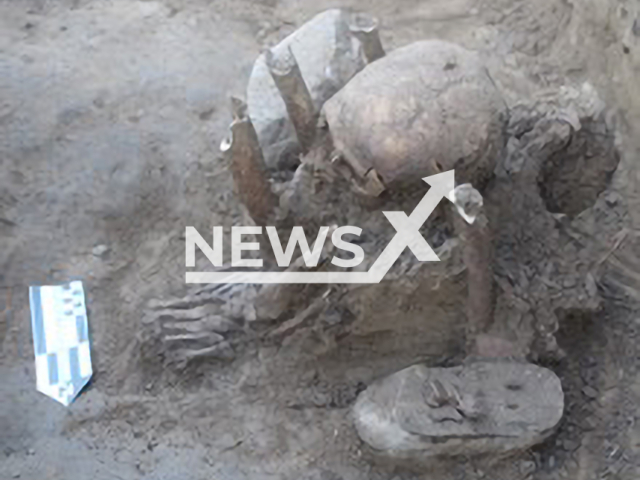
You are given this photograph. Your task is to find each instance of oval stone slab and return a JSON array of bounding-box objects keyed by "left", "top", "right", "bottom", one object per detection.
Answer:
[{"left": 353, "top": 360, "right": 563, "bottom": 458}]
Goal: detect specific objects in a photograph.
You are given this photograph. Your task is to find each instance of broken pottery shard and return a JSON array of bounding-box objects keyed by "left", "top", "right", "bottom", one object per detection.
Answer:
[
  {"left": 353, "top": 361, "right": 563, "bottom": 458},
  {"left": 29, "top": 281, "right": 92, "bottom": 406},
  {"left": 323, "top": 40, "right": 508, "bottom": 187},
  {"left": 247, "top": 9, "right": 367, "bottom": 169}
]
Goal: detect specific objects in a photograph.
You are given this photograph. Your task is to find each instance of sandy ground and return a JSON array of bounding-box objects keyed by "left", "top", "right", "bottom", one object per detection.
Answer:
[{"left": 2, "top": 0, "right": 640, "bottom": 479}]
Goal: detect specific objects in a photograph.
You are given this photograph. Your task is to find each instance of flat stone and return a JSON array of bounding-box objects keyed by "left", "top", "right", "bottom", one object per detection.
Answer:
[
  {"left": 353, "top": 360, "right": 564, "bottom": 458},
  {"left": 247, "top": 9, "right": 367, "bottom": 170}
]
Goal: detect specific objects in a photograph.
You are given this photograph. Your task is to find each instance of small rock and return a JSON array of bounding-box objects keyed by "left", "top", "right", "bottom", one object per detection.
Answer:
[
  {"left": 580, "top": 367, "right": 598, "bottom": 385},
  {"left": 26, "top": 448, "right": 35, "bottom": 456},
  {"left": 93, "top": 97, "right": 106, "bottom": 108},
  {"left": 605, "top": 191, "right": 622, "bottom": 206},
  {"left": 520, "top": 460, "right": 536, "bottom": 475},
  {"left": 92, "top": 244, "right": 110, "bottom": 258},
  {"left": 12, "top": 470, "right": 21, "bottom": 479},
  {"left": 581, "top": 415, "right": 598, "bottom": 431},
  {"left": 607, "top": 443, "right": 622, "bottom": 460},
  {"left": 582, "top": 385, "right": 599, "bottom": 399},
  {"left": 312, "top": 391, "right": 330, "bottom": 407},
  {"left": 548, "top": 455, "right": 556, "bottom": 469},
  {"left": 585, "top": 273, "right": 598, "bottom": 298},
  {"left": 633, "top": 18, "right": 640, "bottom": 37},
  {"left": 562, "top": 438, "right": 581, "bottom": 451},
  {"left": 581, "top": 355, "right": 597, "bottom": 368}
]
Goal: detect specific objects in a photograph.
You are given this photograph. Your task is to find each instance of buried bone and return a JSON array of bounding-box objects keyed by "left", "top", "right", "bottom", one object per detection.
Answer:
[
  {"left": 352, "top": 185, "right": 561, "bottom": 458},
  {"left": 222, "top": 97, "right": 278, "bottom": 226},
  {"left": 142, "top": 9, "right": 619, "bottom": 461},
  {"left": 349, "top": 12, "right": 385, "bottom": 64},
  {"left": 265, "top": 47, "right": 318, "bottom": 155}
]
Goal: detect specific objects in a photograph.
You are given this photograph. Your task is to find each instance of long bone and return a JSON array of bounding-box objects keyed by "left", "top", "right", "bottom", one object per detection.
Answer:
[
  {"left": 450, "top": 184, "right": 498, "bottom": 356},
  {"left": 265, "top": 47, "right": 318, "bottom": 155},
  {"left": 221, "top": 97, "right": 278, "bottom": 226},
  {"left": 349, "top": 12, "right": 385, "bottom": 64}
]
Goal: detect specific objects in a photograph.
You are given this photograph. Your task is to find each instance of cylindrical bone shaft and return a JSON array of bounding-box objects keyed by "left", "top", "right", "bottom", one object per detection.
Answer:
[
  {"left": 349, "top": 13, "right": 385, "bottom": 64},
  {"left": 265, "top": 47, "right": 317, "bottom": 154},
  {"left": 462, "top": 213, "right": 494, "bottom": 337},
  {"left": 221, "top": 98, "right": 278, "bottom": 226},
  {"left": 451, "top": 185, "right": 495, "bottom": 353}
]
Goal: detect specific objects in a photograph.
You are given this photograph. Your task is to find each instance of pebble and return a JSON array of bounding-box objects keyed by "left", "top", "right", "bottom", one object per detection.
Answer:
[
  {"left": 605, "top": 191, "right": 622, "bottom": 206},
  {"left": 581, "top": 415, "right": 598, "bottom": 431},
  {"left": 563, "top": 438, "right": 581, "bottom": 451},
  {"left": 585, "top": 273, "right": 598, "bottom": 298},
  {"left": 582, "top": 385, "right": 599, "bottom": 399},
  {"left": 580, "top": 367, "right": 598, "bottom": 385},
  {"left": 582, "top": 355, "right": 598, "bottom": 367},
  {"left": 520, "top": 460, "right": 536, "bottom": 474},
  {"left": 92, "top": 244, "right": 110, "bottom": 258}
]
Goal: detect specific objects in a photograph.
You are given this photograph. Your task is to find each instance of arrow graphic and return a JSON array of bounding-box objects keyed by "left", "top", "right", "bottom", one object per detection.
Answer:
[{"left": 186, "top": 170, "right": 456, "bottom": 284}]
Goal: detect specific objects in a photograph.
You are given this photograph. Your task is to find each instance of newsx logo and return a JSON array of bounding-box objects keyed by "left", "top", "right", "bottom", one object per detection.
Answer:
[
  {"left": 187, "top": 225, "right": 365, "bottom": 270},
  {"left": 185, "top": 171, "right": 455, "bottom": 285}
]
